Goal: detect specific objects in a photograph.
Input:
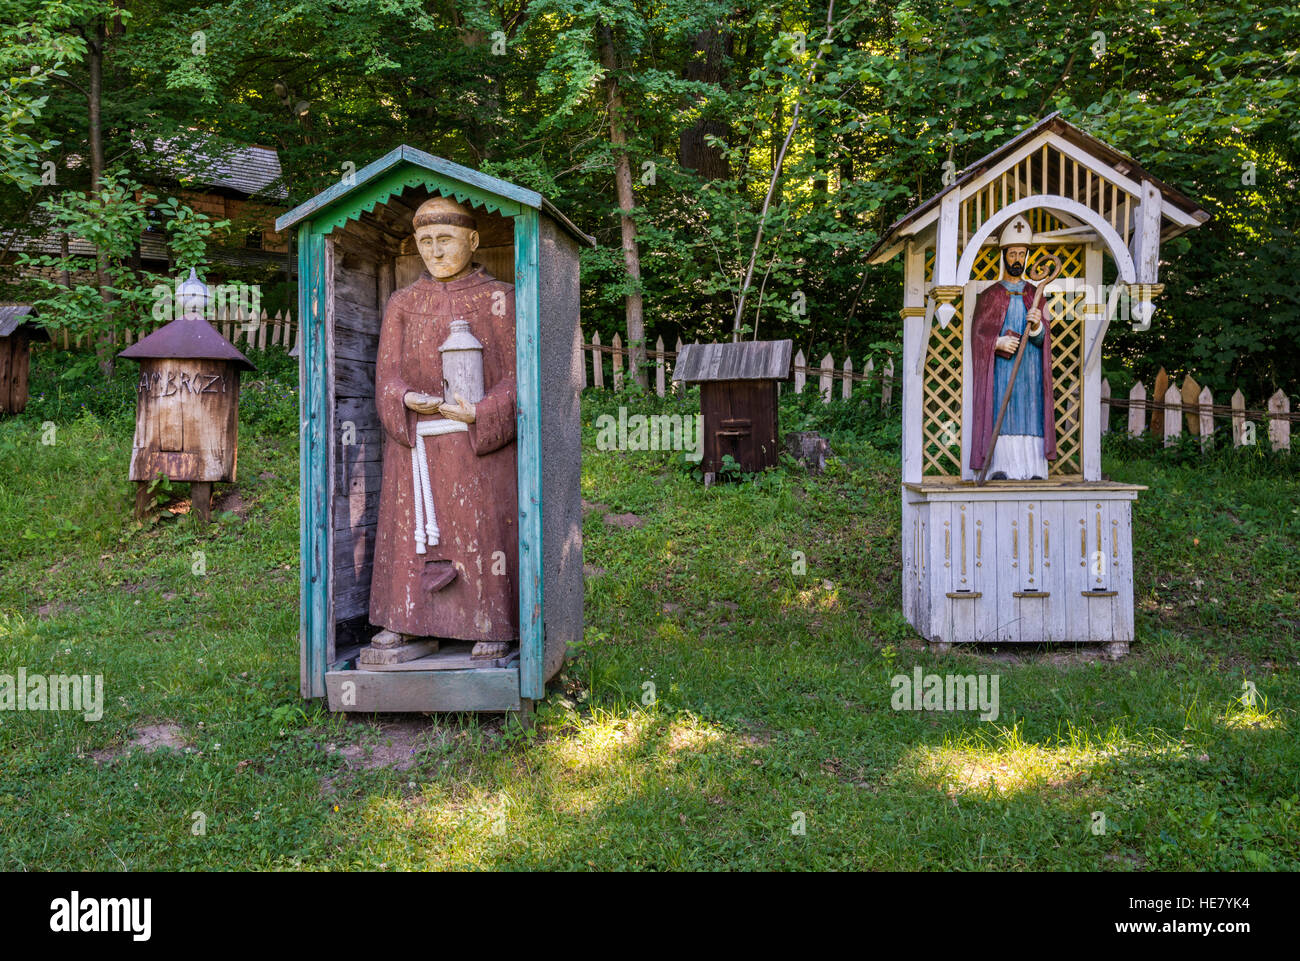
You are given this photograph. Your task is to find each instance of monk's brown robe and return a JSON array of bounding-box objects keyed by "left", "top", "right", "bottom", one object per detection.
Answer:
[{"left": 368, "top": 266, "right": 519, "bottom": 643}]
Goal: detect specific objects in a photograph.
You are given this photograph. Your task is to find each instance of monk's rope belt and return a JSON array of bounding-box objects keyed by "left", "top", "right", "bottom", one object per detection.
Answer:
[{"left": 411, "top": 419, "right": 468, "bottom": 554}]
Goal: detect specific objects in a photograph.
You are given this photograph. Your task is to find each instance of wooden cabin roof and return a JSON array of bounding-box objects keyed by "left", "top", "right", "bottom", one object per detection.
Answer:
[
  {"left": 137, "top": 136, "right": 288, "bottom": 200},
  {"left": 672, "top": 340, "right": 793, "bottom": 383},
  {"left": 866, "top": 112, "right": 1210, "bottom": 263},
  {"left": 275, "top": 145, "right": 595, "bottom": 248},
  {"left": 119, "top": 315, "right": 256, "bottom": 371},
  {"left": 0, "top": 305, "right": 49, "bottom": 340}
]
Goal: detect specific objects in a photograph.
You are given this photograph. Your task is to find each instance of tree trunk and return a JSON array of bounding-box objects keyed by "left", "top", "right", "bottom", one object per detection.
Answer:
[
  {"left": 679, "top": 28, "right": 731, "bottom": 180},
  {"left": 87, "top": 18, "right": 114, "bottom": 379},
  {"left": 598, "top": 19, "right": 647, "bottom": 389}
]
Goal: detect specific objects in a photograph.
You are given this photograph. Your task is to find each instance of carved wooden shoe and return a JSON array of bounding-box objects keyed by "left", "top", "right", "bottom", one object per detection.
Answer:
[{"left": 420, "top": 560, "right": 457, "bottom": 593}]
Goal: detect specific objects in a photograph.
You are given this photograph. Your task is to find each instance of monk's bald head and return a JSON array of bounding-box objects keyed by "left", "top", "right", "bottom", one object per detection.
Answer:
[{"left": 413, "top": 197, "right": 479, "bottom": 281}]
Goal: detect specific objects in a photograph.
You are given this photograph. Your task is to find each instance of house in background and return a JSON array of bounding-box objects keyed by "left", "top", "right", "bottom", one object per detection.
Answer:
[{"left": 2, "top": 136, "right": 295, "bottom": 299}]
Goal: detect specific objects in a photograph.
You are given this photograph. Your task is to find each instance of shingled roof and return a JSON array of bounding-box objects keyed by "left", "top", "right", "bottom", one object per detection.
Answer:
[
  {"left": 672, "top": 340, "right": 793, "bottom": 383},
  {"left": 138, "top": 136, "right": 288, "bottom": 201},
  {"left": 0, "top": 305, "right": 50, "bottom": 340}
]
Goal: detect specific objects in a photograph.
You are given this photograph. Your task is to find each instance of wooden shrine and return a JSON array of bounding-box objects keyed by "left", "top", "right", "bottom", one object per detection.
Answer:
[
  {"left": 119, "top": 272, "right": 255, "bottom": 522},
  {"left": 275, "top": 146, "right": 593, "bottom": 717},
  {"left": 0, "top": 305, "right": 50, "bottom": 414},
  {"left": 673, "top": 339, "right": 792, "bottom": 481},
  {"left": 866, "top": 113, "right": 1208, "bottom": 656}
]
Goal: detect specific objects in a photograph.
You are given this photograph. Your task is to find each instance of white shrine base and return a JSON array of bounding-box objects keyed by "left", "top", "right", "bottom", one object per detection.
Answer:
[{"left": 901, "top": 480, "right": 1145, "bottom": 645}]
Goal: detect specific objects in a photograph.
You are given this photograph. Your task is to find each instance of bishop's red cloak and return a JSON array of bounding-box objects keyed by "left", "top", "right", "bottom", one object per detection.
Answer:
[
  {"left": 967, "top": 281, "right": 1057, "bottom": 472},
  {"left": 368, "top": 266, "right": 519, "bottom": 642}
]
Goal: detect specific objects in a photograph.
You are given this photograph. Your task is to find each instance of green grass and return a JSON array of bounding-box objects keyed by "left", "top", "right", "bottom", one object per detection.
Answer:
[{"left": 0, "top": 351, "right": 1296, "bottom": 870}]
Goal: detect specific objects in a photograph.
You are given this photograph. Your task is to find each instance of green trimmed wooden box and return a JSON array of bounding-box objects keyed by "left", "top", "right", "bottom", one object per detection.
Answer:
[{"left": 276, "top": 147, "right": 591, "bottom": 715}]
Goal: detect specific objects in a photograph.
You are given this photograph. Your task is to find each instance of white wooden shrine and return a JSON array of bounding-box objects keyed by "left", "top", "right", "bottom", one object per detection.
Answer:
[{"left": 867, "top": 113, "right": 1208, "bottom": 655}]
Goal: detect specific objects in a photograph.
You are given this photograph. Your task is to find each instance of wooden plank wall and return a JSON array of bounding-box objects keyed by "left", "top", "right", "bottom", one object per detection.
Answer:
[{"left": 332, "top": 250, "right": 386, "bottom": 621}]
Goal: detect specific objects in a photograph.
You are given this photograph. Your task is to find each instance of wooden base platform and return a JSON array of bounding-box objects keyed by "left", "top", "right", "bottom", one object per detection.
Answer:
[{"left": 324, "top": 642, "right": 525, "bottom": 714}]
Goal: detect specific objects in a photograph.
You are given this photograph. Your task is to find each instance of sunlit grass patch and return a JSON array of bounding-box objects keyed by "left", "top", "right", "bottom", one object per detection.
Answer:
[
  {"left": 1220, "top": 691, "right": 1286, "bottom": 731},
  {"left": 903, "top": 721, "right": 1189, "bottom": 800}
]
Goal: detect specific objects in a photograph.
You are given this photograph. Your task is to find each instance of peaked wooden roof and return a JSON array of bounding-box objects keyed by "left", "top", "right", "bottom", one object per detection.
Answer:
[
  {"left": 867, "top": 112, "right": 1210, "bottom": 263},
  {"left": 672, "top": 340, "right": 793, "bottom": 383},
  {"left": 275, "top": 145, "right": 595, "bottom": 247},
  {"left": 119, "top": 315, "right": 255, "bottom": 371},
  {"left": 0, "top": 305, "right": 49, "bottom": 340}
]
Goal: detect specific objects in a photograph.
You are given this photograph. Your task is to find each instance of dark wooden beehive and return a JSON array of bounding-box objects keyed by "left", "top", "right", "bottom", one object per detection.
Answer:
[
  {"left": 672, "top": 340, "right": 793, "bottom": 477},
  {"left": 0, "top": 306, "right": 50, "bottom": 415}
]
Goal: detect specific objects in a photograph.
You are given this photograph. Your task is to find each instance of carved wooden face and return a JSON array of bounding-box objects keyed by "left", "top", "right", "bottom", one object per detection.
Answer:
[
  {"left": 416, "top": 223, "right": 480, "bottom": 280},
  {"left": 1003, "top": 245, "right": 1028, "bottom": 277}
]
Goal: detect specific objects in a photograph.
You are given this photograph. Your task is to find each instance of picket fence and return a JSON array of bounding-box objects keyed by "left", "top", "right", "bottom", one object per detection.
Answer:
[
  {"left": 50, "top": 308, "right": 300, "bottom": 353},
  {"left": 581, "top": 331, "right": 897, "bottom": 407},
  {"left": 581, "top": 335, "right": 1295, "bottom": 453},
  {"left": 1102, "top": 370, "right": 1294, "bottom": 452}
]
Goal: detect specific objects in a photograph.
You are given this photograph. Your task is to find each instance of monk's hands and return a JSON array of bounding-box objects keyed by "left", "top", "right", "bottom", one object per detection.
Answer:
[
  {"left": 995, "top": 333, "right": 1021, "bottom": 356},
  {"left": 438, "top": 393, "right": 477, "bottom": 424},
  {"left": 1026, "top": 307, "right": 1044, "bottom": 337},
  {"left": 404, "top": 391, "right": 443, "bottom": 415}
]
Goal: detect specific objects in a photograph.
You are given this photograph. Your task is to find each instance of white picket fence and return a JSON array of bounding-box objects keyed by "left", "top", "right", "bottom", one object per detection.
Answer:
[
  {"left": 54, "top": 308, "right": 299, "bottom": 353},
  {"left": 581, "top": 331, "right": 897, "bottom": 407},
  {"left": 1102, "top": 373, "right": 1293, "bottom": 451}
]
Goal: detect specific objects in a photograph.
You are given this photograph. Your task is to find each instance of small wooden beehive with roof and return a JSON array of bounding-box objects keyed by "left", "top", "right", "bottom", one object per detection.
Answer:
[
  {"left": 0, "top": 305, "right": 50, "bottom": 415},
  {"left": 672, "top": 339, "right": 793, "bottom": 479},
  {"left": 119, "top": 270, "right": 255, "bottom": 520}
]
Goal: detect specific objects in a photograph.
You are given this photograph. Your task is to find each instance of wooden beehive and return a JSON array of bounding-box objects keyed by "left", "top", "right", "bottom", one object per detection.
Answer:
[
  {"left": 672, "top": 340, "right": 793, "bottom": 479},
  {"left": 0, "top": 305, "right": 50, "bottom": 414},
  {"left": 119, "top": 314, "right": 254, "bottom": 520},
  {"left": 275, "top": 145, "right": 593, "bottom": 717}
]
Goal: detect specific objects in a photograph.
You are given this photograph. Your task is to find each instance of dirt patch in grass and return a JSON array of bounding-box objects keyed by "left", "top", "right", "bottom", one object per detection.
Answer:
[
  {"left": 214, "top": 489, "right": 249, "bottom": 519},
  {"left": 319, "top": 718, "right": 452, "bottom": 795},
  {"left": 604, "top": 512, "right": 644, "bottom": 529},
  {"left": 36, "top": 599, "right": 79, "bottom": 619},
  {"left": 91, "top": 722, "right": 188, "bottom": 764}
]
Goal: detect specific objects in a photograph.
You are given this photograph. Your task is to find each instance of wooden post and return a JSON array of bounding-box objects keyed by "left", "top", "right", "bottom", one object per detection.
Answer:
[
  {"left": 1150, "top": 367, "right": 1168, "bottom": 437},
  {"left": 1231, "top": 389, "right": 1246, "bottom": 447},
  {"left": 192, "top": 482, "right": 212, "bottom": 523},
  {"left": 1268, "top": 389, "right": 1291, "bottom": 451},
  {"left": 819, "top": 352, "right": 833, "bottom": 403},
  {"left": 1100, "top": 378, "right": 1111, "bottom": 434},
  {"left": 1163, "top": 384, "right": 1181, "bottom": 447},
  {"left": 842, "top": 356, "right": 853, "bottom": 400},
  {"left": 864, "top": 357, "right": 874, "bottom": 397},
  {"left": 655, "top": 335, "right": 665, "bottom": 397},
  {"left": 1128, "top": 381, "right": 1146, "bottom": 436},
  {"left": 673, "top": 337, "right": 683, "bottom": 394},
  {"left": 578, "top": 328, "right": 587, "bottom": 389},
  {"left": 591, "top": 332, "right": 604, "bottom": 389},
  {"left": 612, "top": 333, "right": 623, "bottom": 391},
  {"left": 1197, "top": 385, "right": 1214, "bottom": 450},
  {"left": 882, "top": 358, "right": 894, "bottom": 408},
  {"left": 1180, "top": 375, "right": 1201, "bottom": 436},
  {"left": 793, "top": 349, "right": 806, "bottom": 394}
]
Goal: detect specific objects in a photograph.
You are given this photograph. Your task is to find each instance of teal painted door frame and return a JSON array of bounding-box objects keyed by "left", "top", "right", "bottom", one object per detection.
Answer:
[{"left": 298, "top": 177, "right": 546, "bottom": 704}]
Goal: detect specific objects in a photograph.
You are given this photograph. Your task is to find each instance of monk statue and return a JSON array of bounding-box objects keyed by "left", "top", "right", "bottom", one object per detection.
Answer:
[
  {"left": 968, "top": 215, "right": 1057, "bottom": 480},
  {"left": 365, "top": 197, "right": 518, "bottom": 663}
]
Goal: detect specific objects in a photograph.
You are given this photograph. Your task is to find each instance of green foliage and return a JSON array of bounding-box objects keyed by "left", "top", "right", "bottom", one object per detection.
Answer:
[{"left": 15, "top": 172, "right": 227, "bottom": 350}]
